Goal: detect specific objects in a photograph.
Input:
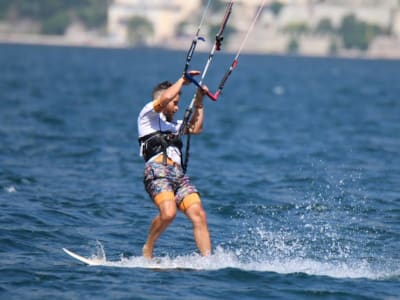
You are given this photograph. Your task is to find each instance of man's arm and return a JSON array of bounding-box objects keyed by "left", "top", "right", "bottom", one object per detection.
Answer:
[
  {"left": 154, "top": 71, "right": 200, "bottom": 112},
  {"left": 188, "top": 86, "right": 207, "bottom": 134}
]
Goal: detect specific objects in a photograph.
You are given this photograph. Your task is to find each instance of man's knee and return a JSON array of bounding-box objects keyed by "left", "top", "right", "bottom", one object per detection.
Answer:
[
  {"left": 160, "top": 207, "right": 176, "bottom": 223},
  {"left": 157, "top": 197, "right": 177, "bottom": 223},
  {"left": 186, "top": 202, "right": 207, "bottom": 225},
  {"left": 195, "top": 208, "right": 207, "bottom": 223}
]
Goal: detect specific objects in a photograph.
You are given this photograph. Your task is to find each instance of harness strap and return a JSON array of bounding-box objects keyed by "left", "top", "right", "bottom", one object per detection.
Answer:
[{"left": 139, "top": 131, "right": 182, "bottom": 165}]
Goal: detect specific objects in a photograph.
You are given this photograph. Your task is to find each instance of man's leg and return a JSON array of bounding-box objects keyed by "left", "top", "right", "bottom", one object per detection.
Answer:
[
  {"left": 143, "top": 196, "right": 177, "bottom": 259},
  {"left": 183, "top": 200, "right": 211, "bottom": 256}
]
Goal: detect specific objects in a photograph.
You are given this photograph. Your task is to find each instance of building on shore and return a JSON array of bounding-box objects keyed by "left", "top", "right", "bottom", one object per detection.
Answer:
[
  {"left": 107, "top": 0, "right": 201, "bottom": 46},
  {"left": 0, "top": 0, "right": 399, "bottom": 59},
  {"left": 105, "top": 0, "right": 400, "bottom": 58}
]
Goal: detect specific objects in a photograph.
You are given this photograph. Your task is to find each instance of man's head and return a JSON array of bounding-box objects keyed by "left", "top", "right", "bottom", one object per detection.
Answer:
[
  {"left": 152, "top": 80, "right": 181, "bottom": 121},
  {"left": 152, "top": 81, "right": 172, "bottom": 100}
]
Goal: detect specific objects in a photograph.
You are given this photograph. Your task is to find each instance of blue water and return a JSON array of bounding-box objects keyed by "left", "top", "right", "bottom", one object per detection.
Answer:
[{"left": 0, "top": 44, "right": 399, "bottom": 299}]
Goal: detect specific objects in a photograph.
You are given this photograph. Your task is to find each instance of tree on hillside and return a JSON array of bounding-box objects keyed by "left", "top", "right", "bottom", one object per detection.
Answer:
[
  {"left": 176, "top": 20, "right": 191, "bottom": 37},
  {"left": 283, "top": 22, "right": 309, "bottom": 35},
  {"left": 204, "top": 0, "right": 225, "bottom": 12},
  {"left": 76, "top": 0, "right": 108, "bottom": 29},
  {"left": 127, "top": 16, "right": 154, "bottom": 46},
  {"left": 269, "top": 1, "right": 284, "bottom": 17},
  {"left": 0, "top": 0, "right": 108, "bottom": 34},
  {"left": 41, "top": 13, "right": 70, "bottom": 35},
  {"left": 339, "top": 14, "right": 383, "bottom": 50},
  {"left": 287, "top": 37, "right": 299, "bottom": 54},
  {"left": 207, "top": 23, "right": 236, "bottom": 46},
  {"left": 329, "top": 37, "right": 340, "bottom": 56},
  {"left": 315, "top": 18, "right": 335, "bottom": 34}
]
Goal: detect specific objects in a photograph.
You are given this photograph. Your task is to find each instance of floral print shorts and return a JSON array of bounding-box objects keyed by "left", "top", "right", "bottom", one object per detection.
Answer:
[{"left": 143, "top": 162, "right": 198, "bottom": 207}]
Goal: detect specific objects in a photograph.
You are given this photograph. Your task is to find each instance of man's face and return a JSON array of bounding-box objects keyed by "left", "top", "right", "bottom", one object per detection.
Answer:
[{"left": 163, "top": 94, "right": 180, "bottom": 121}]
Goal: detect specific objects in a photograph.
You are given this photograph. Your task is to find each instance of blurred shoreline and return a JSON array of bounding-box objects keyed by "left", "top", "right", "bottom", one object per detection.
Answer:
[{"left": 1, "top": 32, "right": 400, "bottom": 61}]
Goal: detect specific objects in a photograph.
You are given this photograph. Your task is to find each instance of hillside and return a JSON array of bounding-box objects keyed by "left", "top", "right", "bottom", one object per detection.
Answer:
[
  {"left": 0, "top": 0, "right": 108, "bottom": 34},
  {"left": 1, "top": 1, "right": 400, "bottom": 59}
]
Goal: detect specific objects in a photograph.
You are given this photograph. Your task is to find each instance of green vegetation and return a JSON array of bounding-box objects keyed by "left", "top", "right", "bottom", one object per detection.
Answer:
[
  {"left": 199, "top": 0, "right": 226, "bottom": 13},
  {"left": 0, "top": 1, "right": 389, "bottom": 53},
  {"left": 329, "top": 38, "right": 339, "bottom": 55},
  {"left": 315, "top": 18, "right": 335, "bottom": 34},
  {"left": 42, "top": 13, "right": 70, "bottom": 35},
  {"left": 0, "top": 0, "right": 108, "bottom": 35},
  {"left": 269, "top": 1, "right": 284, "bottom": 17},
  {"left": 284, "top": 22, "right": 309, "bottom": 35},
  {"left": 176, "top": 21, "right": 189, "bottom": 37},
  {"left": 206, "top": 0, "right": 226, "bottom": 13},
  {"left": 127, "top": 16, "right": 154, "bottom": 46},
  {"left": 311, "top": 14, "right": 385, "bottom": 51},
  {"left": 280, "top": 13, "right": 385, "bottom": 54},
  {"left": 0, "top": 2, "right": 9, "bottom": 19},
  {"left": 339, "top": 14, "right": 383, "bottom": 50},
  {"left": 287, "top": 37, "right": 299, "bottom": 54},
  {"left": 207, "top": 24, "right": 236, "bottom": 45}
]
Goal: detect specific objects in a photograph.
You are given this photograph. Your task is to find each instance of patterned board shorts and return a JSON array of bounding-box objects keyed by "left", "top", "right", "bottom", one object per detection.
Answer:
[{"left": 143, "top": 162, "right": 199, "bottom": 207}]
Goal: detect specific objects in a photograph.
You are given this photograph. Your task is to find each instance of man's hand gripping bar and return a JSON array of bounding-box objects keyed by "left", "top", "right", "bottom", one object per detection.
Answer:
[{"left": 184, "top": 72, "right": 220, "bottom": 101}]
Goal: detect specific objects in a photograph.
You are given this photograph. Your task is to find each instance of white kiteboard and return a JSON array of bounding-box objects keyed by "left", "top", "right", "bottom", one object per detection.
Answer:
[
  {"left": 63, "top": 246, "right": 212, "bottom": 269},
  {"left": 63, "top": 248, "right": 105, "bottom": 266},
  {"left": 63, "top": 247, "right": 162, "bottom": 268}
]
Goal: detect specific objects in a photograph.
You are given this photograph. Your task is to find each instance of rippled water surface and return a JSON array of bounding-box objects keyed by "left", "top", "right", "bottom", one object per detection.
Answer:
[{"left": 1, "top": 44, "right": 399, "bottom": 299}]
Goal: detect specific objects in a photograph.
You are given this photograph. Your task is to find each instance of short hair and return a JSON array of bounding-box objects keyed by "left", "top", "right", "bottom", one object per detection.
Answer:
[{"left": 152, "top": 80, "right": 172, "bottom": 100}]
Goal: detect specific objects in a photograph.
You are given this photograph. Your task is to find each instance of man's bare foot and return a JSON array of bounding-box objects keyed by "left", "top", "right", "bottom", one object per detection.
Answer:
[{"left": 142, "top": 244, "right": 153, "bottom": 259}]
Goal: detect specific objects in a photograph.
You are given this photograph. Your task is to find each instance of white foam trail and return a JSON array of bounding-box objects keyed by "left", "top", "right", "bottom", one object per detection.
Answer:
[{"left": 89, "top": 246, "right": 399, "bottom": 280}]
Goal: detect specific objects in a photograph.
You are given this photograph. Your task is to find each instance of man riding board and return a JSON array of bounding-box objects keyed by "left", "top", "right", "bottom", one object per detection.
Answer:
[{"left": 137, "top": 70, "right": 211, "bottom": 258}]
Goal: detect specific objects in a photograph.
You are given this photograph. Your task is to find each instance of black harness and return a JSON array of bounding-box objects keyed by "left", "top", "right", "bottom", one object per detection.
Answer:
[{"left": 139, "top": 131, "right": 183, "bottom": 165}]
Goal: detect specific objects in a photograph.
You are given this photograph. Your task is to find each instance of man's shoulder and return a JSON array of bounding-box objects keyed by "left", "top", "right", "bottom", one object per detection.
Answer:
[{"left": 139, "top": 100, "right": 156, "bottom": 118}]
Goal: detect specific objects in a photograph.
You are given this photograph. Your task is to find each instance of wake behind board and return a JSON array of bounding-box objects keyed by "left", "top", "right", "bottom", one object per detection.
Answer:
[{"left": 63, "top": 248, "right": 104, "bottom": 266}]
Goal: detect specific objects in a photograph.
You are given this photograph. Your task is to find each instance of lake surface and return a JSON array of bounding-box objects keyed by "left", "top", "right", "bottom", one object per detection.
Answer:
[{"left": 0, "top": 44, "right": 399, "bottom": 299}]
